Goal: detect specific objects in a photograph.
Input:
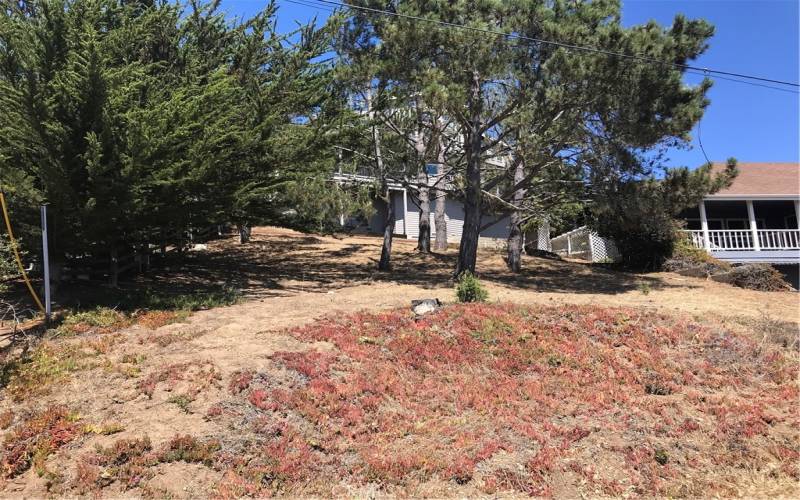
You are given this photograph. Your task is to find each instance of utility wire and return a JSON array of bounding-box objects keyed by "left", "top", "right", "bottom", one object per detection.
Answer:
[
  {"left": 286, "top": 0, "right": 799, "bottom": 89},
  {"left": 685, "top": 70, "right": 799, "bottom": 95}
]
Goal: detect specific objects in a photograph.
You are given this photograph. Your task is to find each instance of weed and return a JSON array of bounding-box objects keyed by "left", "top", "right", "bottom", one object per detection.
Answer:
[
  {"left": 638, "top": 282, "right": 651, "bottom": 295},
  {"left": 654, "top": 448, "right": 669, "bottom": 465},
  {"left": 76, "top": 437, "right": 155, "bottom": 492},
  {"left": 222, "top": 303, "right": 799, "bottom": 497},
  {"left": 167, "top": 394, "right": 194, "bottom": 413},
  {"left": 228, "top": 370, "right": 254, "bottom": 395},
  {"left": 135, "top": 310, "right": 189, "bottom": 330},
  {"left": 1, "top": 406, "right": 81, "bottom": 478},
  {"left": 0, "top": 343, "right": 94, "bottom": 401},
  {"left": 84, "top": 423, "right": 125, "bottom": 436},
  {"left": 54, "top": 308, "right": 129, "bottom": 337},
  {"left": 159, "top": 435, "right": 220, "bottom": 466},
  {"left": 137, "top": 361, "right": 221, "bottom": 399},
  {"left": 0, "top": 410, "right": 13, "bottom": 429}
]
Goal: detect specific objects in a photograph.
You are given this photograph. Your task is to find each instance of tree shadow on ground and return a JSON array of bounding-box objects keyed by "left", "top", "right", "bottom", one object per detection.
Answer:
[
  {"left": 9, "top": 226, "right": 691, "bottom": 314},
  {"left": 135, "top": 227, "right": 686, "bottom": 299}
]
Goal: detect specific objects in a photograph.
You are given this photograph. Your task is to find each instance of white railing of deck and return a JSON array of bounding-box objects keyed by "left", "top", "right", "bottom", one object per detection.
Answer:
[
  {"left": 759, "top": 229, "right": 800, "bottom": 250},
  {"left": 684, "top": 229, "right": 800, "bottom": 251}
]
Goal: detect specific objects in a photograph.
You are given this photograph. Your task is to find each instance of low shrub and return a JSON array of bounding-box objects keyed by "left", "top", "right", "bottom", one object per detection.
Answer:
[
  {"left": 455, "top": 272, "right": 488, "bottom": 303},
  {"left": 725, "top": 264, "right": 792, "bottom": 292}
]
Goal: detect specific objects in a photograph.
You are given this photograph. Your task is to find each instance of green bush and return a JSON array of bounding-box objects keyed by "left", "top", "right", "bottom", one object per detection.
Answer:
[
  {"left": 456, "top": 272, "right": 488, "bottom": 303},
  {"left": 590, "top": 160, "right": 738, "bottom": 271}
]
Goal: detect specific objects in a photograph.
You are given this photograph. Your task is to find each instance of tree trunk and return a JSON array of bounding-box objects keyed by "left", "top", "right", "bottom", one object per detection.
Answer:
[
  {"left": 417, "top": 178, "right": 431, "bottom": 253},
  {"left": 507, "top": 157, "right": 526, "bottom": 273},
  {"left": 456, "top": 137, "right": 482, "bottom": 275},
  {"left": 433, "top": 144, "right": 448, "bottom": 251},
  {"left": 378, "top": 189, "right": 394, "bottom": 270},
  {"left": 507, "top": 212, "right": 523, "bottom": 273},
  {"left": 238, "top": 223, "right": 250, "bottom": 244},
  {"left": 455, "top": 72, "right": 484, "bottom": 276},
  {"left": 368, "top": 87, "right": 392, "bottom": 271}
]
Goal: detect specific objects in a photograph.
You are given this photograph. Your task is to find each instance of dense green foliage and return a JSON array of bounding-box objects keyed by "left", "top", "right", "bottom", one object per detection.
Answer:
[
  {"left": 591, "top": 159, "right": 738, "bottom": 270},
  {"left": 455, "top": 271, "right": 488, "bottom": 303},
  {"left": 0, "top": 0, "right": 349, "bottom": 262}
]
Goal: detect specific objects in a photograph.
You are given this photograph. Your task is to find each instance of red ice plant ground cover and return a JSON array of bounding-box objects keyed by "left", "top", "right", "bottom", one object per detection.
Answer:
[{"left": 220, "top": 304, "right": 799, "bottom": 497}]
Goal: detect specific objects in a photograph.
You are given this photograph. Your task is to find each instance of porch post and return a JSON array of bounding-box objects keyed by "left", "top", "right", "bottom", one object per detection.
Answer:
[
  {"left": 746, "top": 200, "right": 760, "bottom": 251},
  {"left": 698, "top": 201, "right": 711, "bottom": 250},
  {"left": 794, "top": 200, "right": 800, "bottom": 229}
]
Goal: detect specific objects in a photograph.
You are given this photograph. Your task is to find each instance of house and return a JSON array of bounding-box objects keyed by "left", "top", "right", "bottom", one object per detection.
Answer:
[
  {"left": 679, "top": 162, "right": 799, "bottom": 285},
  {"left": 333, "top": 170, "right": 513, "bottom": 248}
]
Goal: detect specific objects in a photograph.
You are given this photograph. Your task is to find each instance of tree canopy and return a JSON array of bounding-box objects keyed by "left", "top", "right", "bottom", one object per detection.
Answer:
[
  {"left": 335, "top": 0, "right": 725, "bottom": 274},
  {"left": 0, "top": 0, "right": 348, "bottom": 260},
  {"left": 1, "top": 0, "right": 738, "bottom": 284}
]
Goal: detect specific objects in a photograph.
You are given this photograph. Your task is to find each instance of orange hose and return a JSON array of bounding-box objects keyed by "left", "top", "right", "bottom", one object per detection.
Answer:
[{"left": 0, "top": 191, "right": 45, "bottom": 312}]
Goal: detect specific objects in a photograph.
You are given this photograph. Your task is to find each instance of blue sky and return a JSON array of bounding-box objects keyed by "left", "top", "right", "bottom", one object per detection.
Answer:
[{"left": 226, "top": 0, "right": 799, "bottom": 168}]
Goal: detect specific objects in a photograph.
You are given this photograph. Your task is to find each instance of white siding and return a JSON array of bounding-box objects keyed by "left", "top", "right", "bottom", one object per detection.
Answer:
[
  {"left": 392, "top": 191, "right": 405, "bottom": 235},
  {"left": 404, "top": 197, "right": 511, "bottom": 244},
  {"left": 370, "top": 193, "right": 513, "bottom": 246}
]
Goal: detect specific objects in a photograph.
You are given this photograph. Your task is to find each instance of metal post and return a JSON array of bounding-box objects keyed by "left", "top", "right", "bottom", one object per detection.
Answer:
[{"left": 40, "top": 205, "right": 51, "bottom": 321}]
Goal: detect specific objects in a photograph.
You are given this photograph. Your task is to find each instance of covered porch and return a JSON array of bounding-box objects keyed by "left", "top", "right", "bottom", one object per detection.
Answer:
[{"left": 681, "top": 198, "right": 800, "bottom": 263}]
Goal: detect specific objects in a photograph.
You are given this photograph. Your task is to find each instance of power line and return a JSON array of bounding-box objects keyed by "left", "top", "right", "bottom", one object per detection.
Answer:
[
  {"left": 685, "top": 70, "right": 798, "bottom": 94},
  {"left": 286, "top": 0, "right": 799, "bottom": 89}
]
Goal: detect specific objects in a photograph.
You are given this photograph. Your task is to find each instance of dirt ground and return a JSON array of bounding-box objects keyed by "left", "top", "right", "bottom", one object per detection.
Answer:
[
  {"left": 0, "top": 226, "right": 798, "bottom": 498},
  {"left": 154, "top": 225, "right": 798, "bottom": 323}
]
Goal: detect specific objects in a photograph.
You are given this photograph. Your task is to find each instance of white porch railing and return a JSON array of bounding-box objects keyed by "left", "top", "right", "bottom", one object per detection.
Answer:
[{"left": 684, "top": 229, "right": 800, "bottom": 251}]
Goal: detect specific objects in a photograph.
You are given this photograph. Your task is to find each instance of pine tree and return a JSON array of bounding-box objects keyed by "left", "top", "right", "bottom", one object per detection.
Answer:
[
  {"left": 1, "top": 0, "right": 346, "bottom": 267},
  {"left": 338, "top": 0, "right": 718, "bottom": 276}
]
